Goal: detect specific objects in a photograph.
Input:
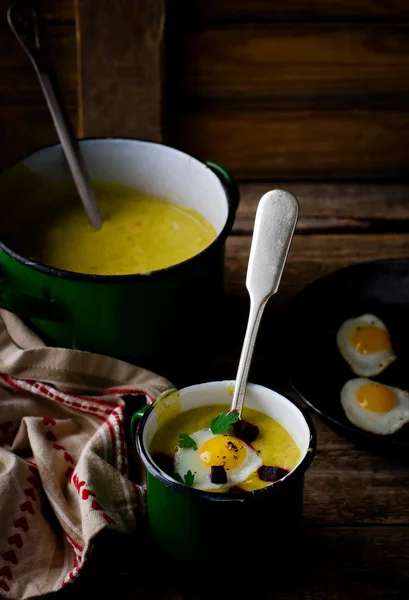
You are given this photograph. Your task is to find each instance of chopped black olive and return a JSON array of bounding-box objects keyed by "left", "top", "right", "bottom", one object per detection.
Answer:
[
  {"left": 258, "top": 465, "right": 289, "bottom": 482},
  {"left": 232, "top": 419, "right": 260, "bottom": 443},
  {"left": 211, "top": 465, "right": 228, "bottom": 484}
]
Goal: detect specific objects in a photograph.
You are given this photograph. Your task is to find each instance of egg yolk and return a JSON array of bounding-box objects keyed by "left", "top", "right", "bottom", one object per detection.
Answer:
[
  {"left": 357, "top": 383, "right": 398, "bottom": 413},
  {"left": 200, "top": 435, "right": 246, "bottom": 471},
  {"left": 350, "top": 326, "right": 391, "bottom": 355}
]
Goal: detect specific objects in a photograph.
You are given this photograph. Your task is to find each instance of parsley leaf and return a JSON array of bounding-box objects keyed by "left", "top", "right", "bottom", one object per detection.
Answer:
[
  {"left": 178, "top": 434, "right": 197, "bottom": 451},
  {"left": 210, "top": 410, "right": 240, "bottom": 434},
  {"left": 184, "top": 470, "right": 195, "bottom": 487},
  {"left": 174, "top": 471, "right": 195, "bottom": 487}
]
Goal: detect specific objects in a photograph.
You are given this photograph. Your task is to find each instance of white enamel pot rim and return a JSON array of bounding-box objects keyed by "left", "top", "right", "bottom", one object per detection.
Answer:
[
  {"left": 0, "top": 137, "right": 239, "bottom": 283},
  {"left": 135, "top": 380, "right": 317, "bottom": 503}
]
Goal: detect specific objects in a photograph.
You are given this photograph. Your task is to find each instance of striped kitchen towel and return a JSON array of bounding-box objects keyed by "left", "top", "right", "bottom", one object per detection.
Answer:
[{"left": 0, "top": 309, "right": 171, "bottom": 599}]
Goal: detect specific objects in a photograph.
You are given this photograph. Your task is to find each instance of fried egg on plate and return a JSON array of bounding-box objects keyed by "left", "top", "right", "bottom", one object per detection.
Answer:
[
  {"left": 174, "top": 429, "right": 262, "bottom": 490},
  {"left": 341, "top": 378, "right": 409, "bottom": 434},
  {"left": 336, "top": 314, "right": 396, "bottom": 377}
]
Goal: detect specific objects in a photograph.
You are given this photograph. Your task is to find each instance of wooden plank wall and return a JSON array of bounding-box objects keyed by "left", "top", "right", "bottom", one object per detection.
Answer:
[
  {"left": 3, "top": 0, "right": 409, "bottom": 181},
  {"left": 0, "top": 0, "right": 165, "bottom": 169},
  {"left": 165, "top": 0, "right": 409, "bottom": 180},
  {"left": 0, "top": 0, "right": 76, "bottom": 168},
  {"left": 76, "top": 0, "right": 164, "bottom": 141}
]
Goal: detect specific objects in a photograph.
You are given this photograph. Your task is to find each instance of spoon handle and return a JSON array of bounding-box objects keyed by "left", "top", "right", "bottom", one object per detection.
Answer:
[
  {"left": 7, "top": 2, "right": 102, "bottom": 230},
  {"left": 230, "top": 190, "right": 299, "bottom": 416}
]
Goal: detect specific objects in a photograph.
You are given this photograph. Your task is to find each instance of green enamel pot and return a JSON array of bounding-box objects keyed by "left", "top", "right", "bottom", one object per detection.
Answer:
[
  {"left": 131, "top": 381, "right": 316, "bottom": 573},
  {"left": 0, "top": 139, "right": 239, "bottom": 370}
]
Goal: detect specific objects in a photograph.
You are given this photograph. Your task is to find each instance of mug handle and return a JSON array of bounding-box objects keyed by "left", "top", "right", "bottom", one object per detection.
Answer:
[
  {"left": 130, "top": 387, "right": 179, "bottom": 449},
  {"left": 0, "top": 270, "right": 65, "bottom": 322},
  {"left": 205, "top": 160, "right": 240, "bottom": 214},
  {"left": 130, "top": 405, "right": 149, "bottom": 450}
]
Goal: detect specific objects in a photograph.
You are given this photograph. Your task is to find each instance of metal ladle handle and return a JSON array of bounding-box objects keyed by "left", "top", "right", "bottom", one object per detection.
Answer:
[
  {"left": 7, "top": 2, "right": 102, "bottom": 230},
  {"left": 230, "top": 189, "right": 299, "bottom": 416}
]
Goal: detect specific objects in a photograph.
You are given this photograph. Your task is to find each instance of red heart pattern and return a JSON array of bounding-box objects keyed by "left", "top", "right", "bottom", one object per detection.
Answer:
[
  {"left": 72, "top": 402, "right": 81, "bottom": 408},
  {"left": 65, "top": 467, "right": 74, "bottom": 482},
  {"left": 91, "top": 500, "right": 102, "bottom": 511},
  {"left": 24, "top": 488, "right": 36, "bottom": 501},
  {"left": 27, "top": 475, "right": 39, "bottom": 488},
  {"left": 46, "top": 431, "right": 57, "bottom": 442},
  {"left": 64, "top": 452, "right": 74, "bottom": 464},
  {"left": 13, "top": 516, "right": 28, "bottom": 532},
  {"left": 0, "top": 580, "right": 10, "bottom": 592},
  {"left": 43, "top": 417, "right": 56, "bottom": 426},
  {"left": 20, "top": 501, "right": 34, "bottom": 516},
  {"left": 53, "top": 443, "right": 65, "bottom": 451},
  {"left": 81, "top": 489, "right": 95, "bottom": 500},
  {"left": 3, "top": 550, "right": 17, "bottom": 564},
  {"left": 28, "top": 465, "right": 38, "bottom": 476},
  {"left": 0, "top": 566, "right": 13, "bottom": 581},
  {"left": 8, "top": 534, "right": 23, "bottom": 549}
]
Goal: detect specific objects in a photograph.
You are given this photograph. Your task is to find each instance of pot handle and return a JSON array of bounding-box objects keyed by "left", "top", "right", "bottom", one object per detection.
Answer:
[
  {"left": 0, "top": 271, "right": 65, "bottom": 322},
  {"left": 205, "top": 161, "right": 240, "bottom": 214}
]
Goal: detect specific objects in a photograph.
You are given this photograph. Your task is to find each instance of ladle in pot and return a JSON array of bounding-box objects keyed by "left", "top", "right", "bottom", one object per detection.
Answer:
[{"left": 7, "top": 1, "right": 103, "bottom": 230}]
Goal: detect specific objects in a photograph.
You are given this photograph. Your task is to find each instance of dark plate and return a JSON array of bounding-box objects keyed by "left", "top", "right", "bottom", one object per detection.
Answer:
[{"left": 284, "top": 257, "right": 409, "bottom": 451}]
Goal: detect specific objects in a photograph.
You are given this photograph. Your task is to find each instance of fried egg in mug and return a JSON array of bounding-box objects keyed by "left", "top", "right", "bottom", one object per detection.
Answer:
[
  {"left": 150, "top": 405, "right": 301, "bottom": 492},
  {"left": 174, "top": 429, "right": 262, "bottom": 491},
  {"left": 336, "top": 314, "right": 396, "bottom": 377},
  {"left": 341, "top": 378, "right": 409, "bottom": 434}
]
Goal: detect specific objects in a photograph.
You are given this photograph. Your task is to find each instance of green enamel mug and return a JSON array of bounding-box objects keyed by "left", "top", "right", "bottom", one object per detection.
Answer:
[
  {"left": 0, "top": 139, "right": 239, "bottom": 371},
  {"left": 131, "top": 380, "right": 316, "bottom": 573}
]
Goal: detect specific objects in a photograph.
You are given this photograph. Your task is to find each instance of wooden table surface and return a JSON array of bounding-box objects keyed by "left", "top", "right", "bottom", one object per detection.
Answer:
[{"left": 60, "top": 183, "right": 409, "bottom": 600}]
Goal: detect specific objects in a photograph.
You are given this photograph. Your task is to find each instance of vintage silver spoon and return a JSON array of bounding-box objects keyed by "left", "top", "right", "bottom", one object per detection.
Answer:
[
  {"left": 7, "top": 1, "right": 103, "bottom": 230},
  {"left": 230, "top": 189, "right": 299, "bottom": 417}
]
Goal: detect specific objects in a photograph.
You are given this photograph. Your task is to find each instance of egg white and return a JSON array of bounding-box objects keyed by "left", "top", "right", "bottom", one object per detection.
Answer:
[
  {"left": 341, "top": 378, "right": 409, "bottom": 435},
  {"left": 174, "top": 428, "right": 262, "bottom": 490},
  {"left": 336, "top": 314, "right": 396, "bottom": 377}
]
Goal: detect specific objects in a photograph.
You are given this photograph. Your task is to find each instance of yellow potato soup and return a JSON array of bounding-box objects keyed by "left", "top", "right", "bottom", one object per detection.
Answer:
[
  {"left": 150, "top": 404, "right": 301, "bottom": 493},
  {"left": 2, "top": 180, "right": 217, "bottom": 275}
]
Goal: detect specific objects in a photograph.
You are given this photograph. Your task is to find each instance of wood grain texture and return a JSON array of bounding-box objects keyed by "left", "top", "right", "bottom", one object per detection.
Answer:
[
  {"left": 225, "top": 232, "right": 409, "bottom": 297},
  {"left": 167, "top": 109, "right": 409, "bottom": 179},
  {"left": 0, "top": 24, "right": 77, "bottom": 108},
  {"left": 235, "top": 182, "right": 409, "bottom": 233},
  {"left": 77, "top": 0, "right": 165, "bottom": 139},
  {"left": 300, "top": 414, "right": 409, "bottom": 525},
  {"left": 167, "top": 0, "right": 409, "bottom": 23},
  {"left": 168, "top": 25, "right": 409, "bottom": 108}
]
